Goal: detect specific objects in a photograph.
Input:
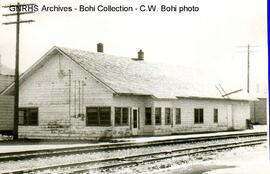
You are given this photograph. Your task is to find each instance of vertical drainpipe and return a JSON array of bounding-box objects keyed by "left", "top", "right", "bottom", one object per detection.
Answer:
[
  {"left": 78, "top": 80, "right": 81, "bottom": 115},
  {"left": 81, "top": 80, "right": 84, "bottom": 120},
  {"left": 68, "top": 70, "right": 71, "bottom": 122},
  {"left": 74, "top": 81, "right": 76, "bottom": 117}
]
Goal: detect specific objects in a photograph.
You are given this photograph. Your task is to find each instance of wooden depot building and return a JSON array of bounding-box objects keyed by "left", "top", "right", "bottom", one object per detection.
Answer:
[{"left": 1, "top": 44, "right": 255, "bottom": 139}]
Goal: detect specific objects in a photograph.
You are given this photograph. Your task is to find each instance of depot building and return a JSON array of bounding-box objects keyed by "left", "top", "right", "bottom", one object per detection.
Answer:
[{"left": 2, "top": 44, "right": 255, "bottom": 140}]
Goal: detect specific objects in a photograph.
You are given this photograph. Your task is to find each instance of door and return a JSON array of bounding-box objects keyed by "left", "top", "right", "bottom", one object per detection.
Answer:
[{"left": 131, "top": 108, "right": 139, "bottom": 135}]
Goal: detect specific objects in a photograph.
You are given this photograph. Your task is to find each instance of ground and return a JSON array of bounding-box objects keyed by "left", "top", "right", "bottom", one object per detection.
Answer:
[
  {"left": 152, "top": 142, "right": 269, "bottom": 174},
  {"left": 0, "top": 125, "right": 268, "bottom": 174}
]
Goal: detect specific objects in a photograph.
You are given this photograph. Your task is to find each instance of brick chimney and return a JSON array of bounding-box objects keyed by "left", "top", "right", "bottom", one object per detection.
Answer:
[{"left": 97, "top": 43, "right": 104, "bottom": 53}]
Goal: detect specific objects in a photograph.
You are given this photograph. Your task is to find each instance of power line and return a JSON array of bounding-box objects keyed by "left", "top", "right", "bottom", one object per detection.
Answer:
[{"left": 2, "top": 2, "right": 35, "bottom": 140}]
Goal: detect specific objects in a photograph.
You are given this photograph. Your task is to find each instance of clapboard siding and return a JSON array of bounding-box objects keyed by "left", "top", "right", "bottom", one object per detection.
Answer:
[
  {"left": 0, "top": 96, "right": 14, "bottom": 131},
  {"left": 19, "top": 53, "right": 115, "bottom": 139},
  {"left": 112, "top": 96, "right": 249, "bottom": 136},
  {"left": 17, "top": 52, "right": 250, "bottom": 139}
]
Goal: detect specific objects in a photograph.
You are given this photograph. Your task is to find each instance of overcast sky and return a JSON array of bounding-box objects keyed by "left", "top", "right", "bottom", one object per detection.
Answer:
[{"left": 0, "top": 0, "right": 267, "bottom": 96}]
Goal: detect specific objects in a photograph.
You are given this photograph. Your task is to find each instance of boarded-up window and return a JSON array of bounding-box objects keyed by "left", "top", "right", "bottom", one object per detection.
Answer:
[
  {"left": 155, "top": 108, "right": 161, "bottom": 125},
  {"left": 214, "top": 108, "right": 218, "bottom": 123},
  {"left": 18, "top": 108, "right": 38, "bottom": 126},
  {"left": 194, "top": 108, "right": 204, "bottom": 124},
  {"left": 176, "top": 108, "right": 181, "bottom": 124},
  {"left": 115, "top": 107, "right": 129, "bottom": 126},
  {"left": 145, "top": 108, "right": 152, "bottom": 125},
  {"left": 165, "top": 108, "right": 171, "bottom": 125},
  {"left": 86, "top": 107, "right": 111, "bottom": 126}
]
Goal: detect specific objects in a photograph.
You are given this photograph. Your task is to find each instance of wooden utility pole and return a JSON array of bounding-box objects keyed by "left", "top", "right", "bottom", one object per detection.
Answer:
[
  {"left": 237, "top": 44, "right": 258, "bottom": 93},
  {"left": 2, "top": 3, "right": 35, "bottom": 140}
]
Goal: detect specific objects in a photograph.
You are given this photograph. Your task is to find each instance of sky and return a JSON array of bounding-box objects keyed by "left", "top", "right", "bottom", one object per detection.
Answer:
[{"left": 0, "top": 0, "right": 268, "bottom": 96}]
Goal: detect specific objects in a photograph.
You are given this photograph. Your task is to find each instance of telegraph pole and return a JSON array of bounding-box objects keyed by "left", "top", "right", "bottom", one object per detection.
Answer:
[
  {"left": 237, "top": 44, "right": 258, "bottom": 93},
  {"left": 2, "top": 3, "right": 35, "bottom": 140}
]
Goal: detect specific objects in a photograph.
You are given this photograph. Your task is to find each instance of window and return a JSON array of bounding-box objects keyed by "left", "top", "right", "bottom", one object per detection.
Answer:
[
  {"left": 176, "top": 108, "right": 181, "bottom": 124},
  {"left": 194, "top": 108, "right": 204, "bottom": 124},
  {"left": 145, "top": 108, "right": 152, "bottom": 125},
  {"left": 18, "top": 108, "right": 38, "bottom": 126},
  {"left": 115, "top": 108, "right": 121, "bottom": 126},
  {"left": 155, "top": 108, "right": 161, "bottom": 125},
  {"left": 115, "top": 107, "right": 129, "bottom": 126},
  {"left": 122, "top": 108, "right": 129, "bottom": 124},
  {"left": 86, "top": 107, "right": 111, "bottom": 126},
  {"left": 214, "top": 108, "right": 218, "bottom": 123},
  {"left": 165, "top": 108, "right": 171, "bottom": 125}
]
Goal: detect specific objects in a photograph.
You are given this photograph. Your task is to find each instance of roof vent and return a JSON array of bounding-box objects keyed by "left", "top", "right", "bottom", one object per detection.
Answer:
[
  {"left": 137, "top": 49, "right": 144, "bottom": 60},
  {"left": 97, "top": 43, "right": 104, "bottom": 53}
]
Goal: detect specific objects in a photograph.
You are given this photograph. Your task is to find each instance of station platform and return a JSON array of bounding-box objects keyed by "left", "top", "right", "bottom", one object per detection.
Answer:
[
  {"left": 0, "top": 125, "right": 267, "bottom": 153},
  {"left": 115, "top": 125, "right": 268, "bottom": 143}
]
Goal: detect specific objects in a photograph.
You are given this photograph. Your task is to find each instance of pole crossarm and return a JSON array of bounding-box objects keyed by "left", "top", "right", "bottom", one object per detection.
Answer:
[
  {"left": 222, "top": 89, "right": 243, "bottom": 97},
  {"left": 2, "top": 20, "right": 35, "bottom": 25},
  {"left": 3, "top": 12, "right": 35, "bottom": 16}
]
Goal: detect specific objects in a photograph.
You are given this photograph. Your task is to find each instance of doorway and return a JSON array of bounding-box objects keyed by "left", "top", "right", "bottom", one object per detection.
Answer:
[{"left": 131, "top": 108, "right": 139, "bottom": 135}]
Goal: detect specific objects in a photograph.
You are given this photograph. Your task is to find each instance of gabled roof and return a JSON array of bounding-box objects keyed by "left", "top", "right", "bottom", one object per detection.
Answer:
[{"left": 1, "top": 46, "right": 255, "bottom": 101}]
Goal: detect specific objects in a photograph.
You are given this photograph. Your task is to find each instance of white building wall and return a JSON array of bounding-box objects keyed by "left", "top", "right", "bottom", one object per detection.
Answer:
[
  {"left": 150, "top": 99, "right": 228, "bottom": 135},
  {"left": 19, "top": 53, "right": 116, "bottom": 139},
  {"left": 232, "top": 101, "right": 250, "bottom": 129},
  {"left": 18, "top": 52, "right": 250, "bottom": 139}
]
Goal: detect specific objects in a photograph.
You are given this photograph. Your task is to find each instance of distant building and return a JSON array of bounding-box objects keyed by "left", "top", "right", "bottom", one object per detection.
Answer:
[
  {"left": 1, "top": 45, "right": 256, "bottom": 139},
  {"left": 250, "top": 96, "right": 267, "bottom": 125},
  {"left": 0, "top": 56, "right": 14, "bottom": 134}
]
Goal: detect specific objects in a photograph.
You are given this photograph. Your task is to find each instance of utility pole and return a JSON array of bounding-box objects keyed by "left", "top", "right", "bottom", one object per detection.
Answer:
[
  {"left": 2, "top": 3, "right": 35, "bottom": 140},
  {"left": 237, "top": 44, "right": 258, "bottom": 93}
]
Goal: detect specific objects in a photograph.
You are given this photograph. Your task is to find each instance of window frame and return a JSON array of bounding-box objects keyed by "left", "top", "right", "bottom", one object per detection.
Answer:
[
  {"left": 175, "top": 108, "right": 181, "bottom": 124},
  {"left": 86, "top": 107, "right": 111, "bottom": 126},
  {"left": 115, "top": 107, "right": 129, "bottom": 126},
  {"left": 18, "top": 107, "right": 39, "bottom": 126},
  {"left": 145, "top": 107, "right": 152, "bottom": 125},
  {"left": 214, "top": 108, "right": 218, "bottom": 123},
  {"left": 155, "top": 107, "right": 161, "bottom": 125},
  {"left": 165, "top": 108, "right": 171, "bottom": 125},
  {"left": 194, "top": 108, "right": 204, "bottom": 124}
]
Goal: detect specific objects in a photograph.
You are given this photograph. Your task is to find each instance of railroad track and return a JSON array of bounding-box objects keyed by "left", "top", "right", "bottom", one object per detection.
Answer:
[
  {"left": 0, "top": 132, "right": 267, "bottom": 174},
  {"left": 0, "top": 132, "right": 266, "bottom": 162},
  {"left": 2, "top": 137, "right": 266, "bottom": 174}
]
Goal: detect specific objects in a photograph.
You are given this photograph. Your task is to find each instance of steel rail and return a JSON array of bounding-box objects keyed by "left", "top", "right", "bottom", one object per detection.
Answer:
[
  {"left": 1, "top": 137, "right": 266, "bottom": 174},
  {"left": 0, "top": 132, "right": 266, "bottom": 162}
]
